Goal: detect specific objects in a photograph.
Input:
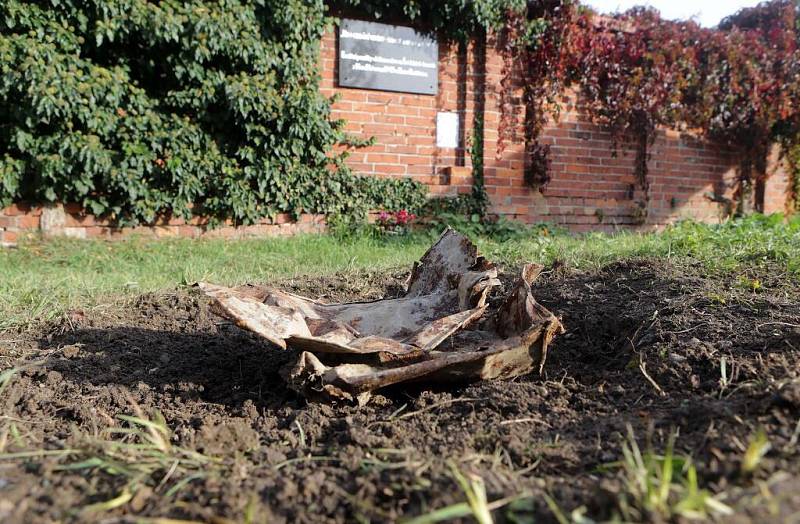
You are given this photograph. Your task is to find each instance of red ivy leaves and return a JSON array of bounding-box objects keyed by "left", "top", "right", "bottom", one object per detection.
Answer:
[{"left": 509, "top": 0, "right": 799, "bottom": 189}]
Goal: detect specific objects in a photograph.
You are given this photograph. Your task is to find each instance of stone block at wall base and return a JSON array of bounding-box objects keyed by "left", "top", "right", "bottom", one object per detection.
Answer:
[
  {"left": 0, "top": 229, "right": 18, "bottom": 247},
  {"left": 40, "top": 204, "right": 67, "bottom": 231}
]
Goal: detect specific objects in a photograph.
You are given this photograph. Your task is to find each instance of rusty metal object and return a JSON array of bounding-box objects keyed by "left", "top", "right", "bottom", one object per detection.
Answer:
[{"left": 197, "top": 228, "right": 564, "bottom": 404}]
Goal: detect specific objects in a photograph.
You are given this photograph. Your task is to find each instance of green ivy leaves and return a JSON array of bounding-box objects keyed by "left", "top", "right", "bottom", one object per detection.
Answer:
[{"left": 0, "top": 0, "right": 427, "bottom": 225}]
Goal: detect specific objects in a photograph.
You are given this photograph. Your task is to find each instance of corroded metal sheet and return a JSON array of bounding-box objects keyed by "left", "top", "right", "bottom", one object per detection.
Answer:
[{"left": 198, "top": 228, "right": 564, "bottom": 404}]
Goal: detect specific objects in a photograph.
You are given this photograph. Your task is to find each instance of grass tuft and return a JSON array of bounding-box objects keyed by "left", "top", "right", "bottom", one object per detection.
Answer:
[
  {"left": 1, "top": 402, "right": 221, "bottom": 517},
  {"left": 741, "top": 428, "right": 771, "bottom": 476},
  {"left": 605, "top": 425, "right": 733, "bottom": 521},
  {"left": 402, "top": 462, "right": 524, "bottom": 524}
]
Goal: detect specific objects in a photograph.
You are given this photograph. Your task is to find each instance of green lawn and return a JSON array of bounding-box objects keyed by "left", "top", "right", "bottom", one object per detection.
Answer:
[{"left": 1, "top": 214, "right": 798, "bottom": 331}]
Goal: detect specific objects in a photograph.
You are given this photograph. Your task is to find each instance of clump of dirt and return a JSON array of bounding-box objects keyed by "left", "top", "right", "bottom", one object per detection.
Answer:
[{"left": 0, "top": 259, "right": 798, "bottom": 523}]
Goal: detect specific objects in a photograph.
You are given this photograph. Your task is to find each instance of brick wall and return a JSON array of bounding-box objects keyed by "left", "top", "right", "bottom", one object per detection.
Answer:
[
  {"left": 0, "top": 203, "right": 325, "bottom": 247},
  {"left": 320, "top": 30, "right": 474, "bottom": 196},
  {"left": 484, "top": 93, "right": 744, "bottom": 231},
  {"left": 1, "top": 22, "right": 794, "bottom": 244},
  {"left": 763, "top": 145, "right": 795, "bottom": 215},
  {"left": 323, "top": 24, "right": 793, "bottom": 232}
]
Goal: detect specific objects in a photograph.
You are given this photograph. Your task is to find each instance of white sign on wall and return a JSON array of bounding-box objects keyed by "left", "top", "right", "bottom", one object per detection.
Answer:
[
  {"left": 436, "top": 112, "right": 459, "bottom": 149},
  {"left": 339, "top": 19, "right": 439, "bottom": 95}
]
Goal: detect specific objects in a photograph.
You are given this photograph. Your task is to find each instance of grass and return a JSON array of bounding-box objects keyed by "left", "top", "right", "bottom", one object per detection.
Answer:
[
  {"left": 481, "top": 213, "right": 800, "bottom": 272},
  {"left": 600, "top": 425, "right": 733, "bottom": 522},
  {"left": 0, "top": 233, "right": 431, "bottom": 331},
  {"left": 402, "top": 462, "right": 523, "bottom": 524},
  {"left": 1, "top": 214, "right": 798, "bottom": 331},
  {"left": 741, "top": 428, "right": 771, "bottom": 476},
  {"left": 0, "top": 402, "right": 221, "bottom": 518}
]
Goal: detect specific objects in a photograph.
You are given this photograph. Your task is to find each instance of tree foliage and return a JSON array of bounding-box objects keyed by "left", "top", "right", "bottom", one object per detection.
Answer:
[{"left": 0, "top": 0, "right": 426, "bottom": 225}]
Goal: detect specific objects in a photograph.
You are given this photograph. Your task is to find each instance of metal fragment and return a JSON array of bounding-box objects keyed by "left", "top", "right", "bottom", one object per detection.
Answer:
[{"left": 197, "top": 228, "right": 564, "bottom": 403}]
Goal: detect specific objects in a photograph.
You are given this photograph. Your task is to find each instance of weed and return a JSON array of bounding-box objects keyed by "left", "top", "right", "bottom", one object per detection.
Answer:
[
  {"left": 604, "top": 425, "right": 732, "bottom": 521},
  {"left": 741, "top": 428, "right": 771, "bottom": 475},
  {"left": 272, "top": 456, "right": 340, "bottom": 470},
  {"left": 449, "top": 462, "right": 493, "bottom": 524},
  {"left": 707, "top": 292, "right": 728, "bottom": 305},
  {"left": 542, "top": 493, "right": 594, "bottom": 524},
  {"left": 425, "top": 212, "right": 556, "bottom": 242},
  {"left": 402, "top": 463, "right": 523, "bottom": 524},
  {"left": 0, "top": 405, "right": 220, "bottom": 517},
  {"left": 360, "top": 448, "right": 428, "bottom": 473},
  {"left": 789, "top": 418, "right": 800, "bottom": 449},
  {"left": 737, "top": 275, "right": 763, "bottom": 292},
  {"left": 293, "top": 419, "right": 307, "bottom": 448},
  {"left": 0, "top": 366, "right": 21, "bottom": 397},
  {"left": 720, "top": 356, "right": 729, "bottom": 396}
]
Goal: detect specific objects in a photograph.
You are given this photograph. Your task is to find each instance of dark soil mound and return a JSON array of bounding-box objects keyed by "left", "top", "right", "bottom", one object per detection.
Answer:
[{"left": 1, "top": 259, "right": 798, "bottom": 523}]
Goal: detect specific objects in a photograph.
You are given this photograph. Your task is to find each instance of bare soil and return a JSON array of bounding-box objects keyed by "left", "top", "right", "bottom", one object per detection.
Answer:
[{"left": 1, "top": 259, "right": 799, "bottom": 523}]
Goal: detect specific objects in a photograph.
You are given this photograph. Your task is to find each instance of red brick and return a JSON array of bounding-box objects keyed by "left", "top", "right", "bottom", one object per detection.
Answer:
[
  {"left": 85, "top": 226, "right": 111, "bottom": 237},
  {"left": 366, "top": 153, "right": 400, "bottom": 164},
  {"left": 64, "top": 214, "right": 97, "bottom": 227},
  {"left": 272, "top": 213, "right": 291, "bottom": 225},
  {"left": 2, "top": 230, "right": 18, "bottom": 244},
  {"left": 3, "top": 203, "right": 33, "bottom": 216},
  {"left": 17, "top": 214, "right": 41, "bottom": 229}
]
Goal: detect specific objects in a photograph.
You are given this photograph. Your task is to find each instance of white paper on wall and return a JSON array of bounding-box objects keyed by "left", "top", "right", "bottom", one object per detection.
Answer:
[{"left": 436, "top": 112, "right": 459, "bottom": 149}]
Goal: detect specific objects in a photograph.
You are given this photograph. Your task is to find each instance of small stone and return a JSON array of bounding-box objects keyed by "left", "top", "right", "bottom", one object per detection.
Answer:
[
  {"left": 0, "top": 499, "right": 13, "bottom": 520},
  {"left": 774, "top": 380, "right": 800, "bottom": 409},
  {"left": 129, "top": 486, "right": 152, "bottom": 513},
  {"left": 62, "top": 344, "right": 81, "bottom": 358}
]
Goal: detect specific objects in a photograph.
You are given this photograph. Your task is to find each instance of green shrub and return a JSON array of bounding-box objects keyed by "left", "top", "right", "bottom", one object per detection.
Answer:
[
  {"left": 0, "top": 0, "right": 426, "bottom": 225},
  {"left": 425, "top": 211, "right": 558, "bottom": 241}
]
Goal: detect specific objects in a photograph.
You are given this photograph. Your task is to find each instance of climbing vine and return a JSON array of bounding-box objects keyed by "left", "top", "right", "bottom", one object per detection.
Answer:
[
  {"left": 343, "top": 0, "right": 800, "bottom": 216},
  {"left": 508, "top": 0, "right": 799, "bottom": 214},
  {"left": 0, "top": 0, "right": 427, "bottom": 225},
  {"left": 786, "top": 139, "right": 800, "bottom": 211},
  {"left": 331, "top": 0, "right": 526, "bottom": 41},
  {"left": 2, "top": 0, "right": 797, "bottom": 224},
  {"left": 469, "top": 112, "right": 489, "bottom": 215}
]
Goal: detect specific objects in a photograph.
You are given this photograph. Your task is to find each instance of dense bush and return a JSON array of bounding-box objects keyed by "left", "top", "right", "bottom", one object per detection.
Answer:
[
  {"left": 332, "top": 0, "right": 526, "bottom": 40},
  {"left": 0, "top": 0, "right": 426, "bottom": 225}
]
